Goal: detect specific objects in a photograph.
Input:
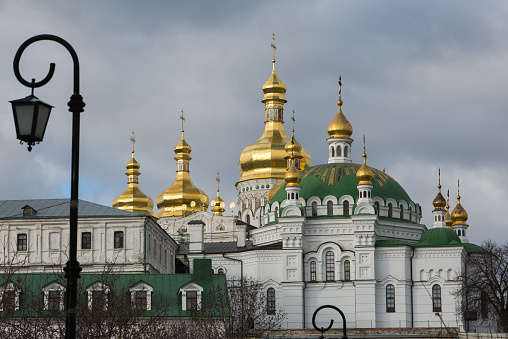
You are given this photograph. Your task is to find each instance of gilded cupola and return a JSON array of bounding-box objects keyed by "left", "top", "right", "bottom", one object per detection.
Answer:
[
  {"left": 327, "top": 77, "right": 353, "bottom": 139},
  {"left": 156, "top": 111, "right": 209, "bottom": 218},
  {"left": 432, "top": 169, "right": 446, "bottom": 211},
  {"left": 237, "top": 35, "right": 312, "bottom": 184},
  {"left": 112, "top": 132, "right": 156, "bottom": 217},
  {"left": 445, "top": 189, "right": 453, "bottom": 229},
  {"left": 211, "top": 172, "right": 226, "bottom": 216},
  {"left": 356, "top": 136, "right": 374, "bottom": 185},
  {"left": 451, "top": 180, "right": 468, "bottom": 226}
]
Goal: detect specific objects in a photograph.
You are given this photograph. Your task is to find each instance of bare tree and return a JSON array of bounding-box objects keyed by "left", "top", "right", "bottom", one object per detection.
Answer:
[{"left": 456, "top": 240, "right": 508, "bottom": 332}]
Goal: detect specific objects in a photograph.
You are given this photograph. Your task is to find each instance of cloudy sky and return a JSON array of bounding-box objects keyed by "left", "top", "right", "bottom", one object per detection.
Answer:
[{"left": 0, "top": 1, "right": 507, "bottom": 245}]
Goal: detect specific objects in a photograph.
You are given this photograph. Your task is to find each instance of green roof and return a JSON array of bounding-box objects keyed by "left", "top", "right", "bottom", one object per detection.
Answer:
[
  {"left": 269, "top": 163, "right": 416, "bottom": 206},
  {"left": 0, "top": 268, "right": 226, "bottom": 317},
  {"left": 415, "top": 228, "right": 462, "bottom": 247}
]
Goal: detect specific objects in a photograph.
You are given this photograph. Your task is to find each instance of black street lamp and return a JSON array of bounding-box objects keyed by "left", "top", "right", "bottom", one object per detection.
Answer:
[{"left": 10, "top": 34, "right": 85, "bottom": 339}]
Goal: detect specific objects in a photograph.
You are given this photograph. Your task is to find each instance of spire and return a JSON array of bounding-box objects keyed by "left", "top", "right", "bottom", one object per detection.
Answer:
[
  {"left": 285, "top": 110, "right": 303, "bottom": 169},
  {"left": 432, "top": 168, "right": 446, "bottom": 211},
  {"left": 327, "top": 76, "right": 354, "bottom": 164},
  {"left": 451, "top": 180, "right": 469, "bottom": 226},
  {"left": 112, "top": 131, "right": 156, "bottom": 217},
  {"left": 356, "top": 135, "right": 374, "bottom": 185},
  {"left": 262, "top": 34, "right": 287, "bottom": 115},
  {"left": 211, "top": 171, "right": 225, "bottom": 216},
  {"left": 444, "top": 189, "right": 453, "bottom": 229},
  {"left": 451, "top": 179, "right": 469, "bottom": 242},
  {"left": 327, "top": 76, "right": 353, "bottom": 139}
]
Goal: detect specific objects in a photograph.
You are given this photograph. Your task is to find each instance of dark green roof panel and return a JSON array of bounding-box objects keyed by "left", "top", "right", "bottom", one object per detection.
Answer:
[
  {"left": 415, "top": 228, "right": 462, "bottom": 247},
  {"left": 270, "top": 163, "right": 414, "bottom": 205}
]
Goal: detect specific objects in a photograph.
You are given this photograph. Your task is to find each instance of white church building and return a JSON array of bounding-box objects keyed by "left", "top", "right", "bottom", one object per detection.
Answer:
[{"left": 106, "top": 41, "right": 484, "bottom": 330}]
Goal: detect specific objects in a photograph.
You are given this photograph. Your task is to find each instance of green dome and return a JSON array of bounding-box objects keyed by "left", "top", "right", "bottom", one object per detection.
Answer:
[
  {"left": 269, "top": 163, "right": 416, "bottom": 207},
  {"left": 416, "top": 228, "right": 462, "bottom": 247}
]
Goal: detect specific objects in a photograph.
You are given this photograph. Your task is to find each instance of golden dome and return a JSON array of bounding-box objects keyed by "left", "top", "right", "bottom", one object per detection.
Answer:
[
  {"left": 432, "top": 169, "right": 446, "bottom": 211},
  {"left": 156, "top": 114, "right": 209, "bottom": 218},
  {"left": 328, "top": 99, "right": 353, "bottom": 139},
  {"left": 356, "top": 139, "right": 373, "bottom": 185},
  {"left": 237, "top": 44, "right": 312, "bottom": 184},
  {"left": 451, "top": 181, "right": 468, "bottom": 226},
  {"left": 285, "top": 161, "right": 301, "bottom": 187},
  {"left": 445, "top": 190, "right": 453, "bottom": 229},
  {"left": 112, "top": 133, "right": 156, "bottom": 217},
  {"left": 211, "top": 172, "right": 225, "bottom": 216}
]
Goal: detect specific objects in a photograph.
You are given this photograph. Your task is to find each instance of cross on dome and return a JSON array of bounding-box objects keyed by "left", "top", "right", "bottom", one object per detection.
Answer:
[
  {"left": 271, "top": 34, "right": 277, "bottom": 63},
  {"left": 131, "top": 130, "right": 135, "bottom": 154},
  {"left": 180, "top": 109, "right": 185, "bottom": 133}
]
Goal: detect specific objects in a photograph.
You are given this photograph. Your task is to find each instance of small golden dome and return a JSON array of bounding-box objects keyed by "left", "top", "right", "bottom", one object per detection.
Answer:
[
  {"left": 432, "top": 170, "right": 446, "bottom": 210},
  {"left": 112, "top": 133, "right": 156, "bottom": 217},
  {"left": 451, "top": 181, "right": 468, "bottom": 226},
  {"left": 211, "top": 172, "right": 225, "bottom": 216},
  {"left": 285, "top": 161, "right": 301, "bottom": 187},
  {"left": 356, "top": 139, "right": 373, "bottom": 185},
  {"left": 157, "top": 113, "right": 209, "bottom": 218},
  {"left": 328, "top": 99, "right": 353, "bottom": 139}
]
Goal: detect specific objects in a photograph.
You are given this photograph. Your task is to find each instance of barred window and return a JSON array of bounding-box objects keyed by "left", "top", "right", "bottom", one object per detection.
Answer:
[
  {"left": 48, "top": 291, "right": 61, "bottom": 311},
  {"left": 310, "top": 261, "right": 317, "bottom": 282},
  {"left": 386, "top": 284, "right": 395, "bottom": 312},
  {"left": 344, "top": 260, "right": 351, "bottom": 281},
  {"left": 325, "top": 251, "right": 335, "bottom": 282},
  {"left": 312, "top": 202, "right": 318, "bottom": 217},
  {"left": 343, "top": 201, "right": 350, "bottom": 216},
  {"left": 267, "top": 288, "right": 275, "bottom": 315}
]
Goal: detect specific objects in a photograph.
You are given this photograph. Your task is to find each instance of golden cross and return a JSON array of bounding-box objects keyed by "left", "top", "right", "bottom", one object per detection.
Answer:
[
  {"left": 339, "top": 75, "right": 342, "bottom": 100},
  {"left": 363, "top": 134, "right": 366, "bottom": 153},
  {"left": 180, "top": 109, "right": 185, "bottom": 132},
  {"left": 271, "top": 34, "right": 276, "bottom": 62},
  {"left": 130, "top": 130, "right": 136, "bottom": 154},
  {"left": 438, "top": 168, "right": 441, "bottom": 191}
]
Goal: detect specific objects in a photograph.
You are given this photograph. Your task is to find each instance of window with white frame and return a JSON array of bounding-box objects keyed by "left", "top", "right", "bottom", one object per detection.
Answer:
[
  {"left": 0, "top": 283, "right": 20, "bottom": 312},
  {"left": 43, "top": 282, "right": 65, "bottom": 311},
  {"left": 86, "top": 282, "right": 109, "bottom": 310},
  {"left": 179, "top": 282, "right": 203, "bottom": 311},
  {"left": 130, "top": 282, "right": 153, "bottom": 311}
]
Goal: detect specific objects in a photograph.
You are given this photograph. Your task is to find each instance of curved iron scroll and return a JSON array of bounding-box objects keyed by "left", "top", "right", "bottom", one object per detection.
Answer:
[
  {"left": 312, "top": 304, "right": 348, "bottom": 339},
  {"left": 13, "top": 34, "right": 81, "bottom": 94}
]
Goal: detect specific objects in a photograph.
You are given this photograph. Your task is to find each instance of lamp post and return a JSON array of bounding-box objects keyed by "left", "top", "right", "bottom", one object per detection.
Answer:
[{"left": 10, "top": 34, "right": 85, "bottom": 339}]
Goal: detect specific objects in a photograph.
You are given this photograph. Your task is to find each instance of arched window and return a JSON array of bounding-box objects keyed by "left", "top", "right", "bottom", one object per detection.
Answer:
[
  {"left": 343, "top": 200, "right": 349, "bottom": 216},
  {"left": 432, "top": 285, "right": 442, "bottom": 312},
  {"left": 325, "top": 251, "right": 335, "bottom": 282},
  {"left": 388, "top": 203, "right": 393, "bottom": 218},
  {"left": 344, "top": 146, "right": 348, "bottom": 158},
  {"left": 267, "top": 288, "right": 275, "bottom": 315},
  {"left": 331, "top": 147, "right": 335, "bottom": 158},
  {"left": 386, "top": 284, "right": 395, "bottom": 312},
  {"left": 337, "top": 145, "right": 342, "bottom": 157},
  {"left": 310, "top": 261, "right": 317, "bottom": 282},
  {"left": 312, "top": 202, "right": 318, "bottom": 217},
  {"left": 327, "top": 201, "right": 333, "bottom": 216},
  {"left": 246, "top": 214, "right": 250, "bottom": 224},
  {"left": 218, "top": 268, "right": 225, "bottom": 274},
  {"left": 275, "top": 207, "right": 279, "bottom": 221},
  {"left": 344, "top": 260, "right": 351, "bottom": 281},
  {"left": 291, "top": 192, "right": 294, "bottom": 200},
  {"left": 399, "top": 205, "right": 404, "bottom": 219},
  {"left": 374, "top": 201, "right": 380, "bottom": 215}
]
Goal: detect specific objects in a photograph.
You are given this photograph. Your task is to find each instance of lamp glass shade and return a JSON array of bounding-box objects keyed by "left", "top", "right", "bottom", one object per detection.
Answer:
[{"left": 10, "top": 95, "right": 53, "bottom": 143}]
